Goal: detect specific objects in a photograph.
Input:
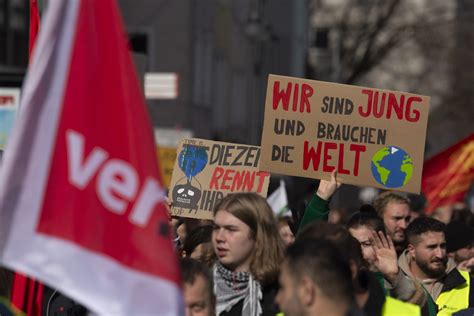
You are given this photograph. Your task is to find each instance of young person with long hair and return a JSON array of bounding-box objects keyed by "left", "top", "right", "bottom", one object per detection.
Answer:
[{"left": 212, "top": 193, "right": 284, "bottom": 315}]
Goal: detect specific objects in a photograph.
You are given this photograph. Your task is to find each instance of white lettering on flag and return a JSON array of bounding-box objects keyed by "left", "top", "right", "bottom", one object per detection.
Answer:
[{"left": 67, "top": 129, "right": 108, "bottom": 189}]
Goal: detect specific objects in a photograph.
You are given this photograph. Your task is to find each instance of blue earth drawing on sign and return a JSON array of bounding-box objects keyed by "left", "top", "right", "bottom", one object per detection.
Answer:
[
  {"left": 174, "top": 145, "right": 208, "bottom": 211},
  {"left": 371, "top": 146, "right": 413, "bottom": 188},
  {"left": 178, "top": 145, "right": 208, "bottom": 182}
]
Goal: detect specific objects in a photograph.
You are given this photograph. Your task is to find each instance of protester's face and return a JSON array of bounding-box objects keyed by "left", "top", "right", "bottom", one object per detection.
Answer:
[
  {"left": 276, "top": 261, "right": 305, "bottom": 316},
  {"left": 184, "top": 275, "right": 214, "bottom": 316},
  {"left": 213, "top": 210, "right": 256, "bottom": 272},
  {"left": 410, "top": 231, "right": 447, "bottom": 278},
  {"left": 383, "top": 202, "right": 410, "bottom": 243},
  {"left": 279, "top": 224, "right": 295, "bottom": 246},
  {"left": 349, "top": 226, "right": 377, "bottom": 271}
]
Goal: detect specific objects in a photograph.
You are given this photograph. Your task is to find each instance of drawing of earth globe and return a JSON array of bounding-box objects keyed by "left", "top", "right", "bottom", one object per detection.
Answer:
[{"left": 371, "top": 146, "right": 413, "bottom": 188}]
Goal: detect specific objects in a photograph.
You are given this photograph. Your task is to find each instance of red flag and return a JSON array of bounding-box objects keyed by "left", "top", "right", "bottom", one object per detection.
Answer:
[
  {"left": 422, "top": 134, "right": 474, "bottom": 213},
  {"left": 29, "top": 0, "right": 40, "bottom": 58},
  {"left": 13, "top": 1, "right": 43, "bottom": 314},
  {"left": 0, "top": 1, "right": 182, "bottom": 314}
]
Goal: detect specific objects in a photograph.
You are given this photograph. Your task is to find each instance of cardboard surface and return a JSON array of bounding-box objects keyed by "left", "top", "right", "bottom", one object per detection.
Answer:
[
  {"left": 169, "top": 138, "right": 270, "bottom": 219},
  {"left": 156, "top": 146, "right": 178, "bottom": 189},
  {"left": 260, "top": 75, "right": 430, "bottom": 193}
]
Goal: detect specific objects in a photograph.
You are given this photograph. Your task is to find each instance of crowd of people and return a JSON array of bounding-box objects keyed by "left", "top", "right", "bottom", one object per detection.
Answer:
[
  {"left": 178, "top": 171, "right": 474, "bottom": 316},
  {"left": 0, "top": 168, "right": 472, "bottom": 315}
]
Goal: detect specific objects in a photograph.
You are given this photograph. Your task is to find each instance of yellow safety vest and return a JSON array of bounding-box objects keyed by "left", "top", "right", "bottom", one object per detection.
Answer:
[
  {"left": 382, "top": 296, "right": 421, "bottom": 316},
  {"left": 436, "top": 270, "right": 470, "bottom": 316},
  {"left": 276, "top": 295, "right": 422, "bottom": 316}
]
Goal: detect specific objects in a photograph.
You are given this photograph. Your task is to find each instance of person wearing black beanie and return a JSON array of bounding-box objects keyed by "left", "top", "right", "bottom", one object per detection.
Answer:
[{"left": 446, "top": 221, "right": 474, "bottom": 271}]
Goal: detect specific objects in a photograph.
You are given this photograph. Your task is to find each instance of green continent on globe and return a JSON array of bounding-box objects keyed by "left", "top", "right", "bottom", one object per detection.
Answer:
[
  {"left": 372, "top": 148, "right": 391, "bottom": 184},
  {"left": 401, "top": 155, "right": 413, "bottom": 185}
]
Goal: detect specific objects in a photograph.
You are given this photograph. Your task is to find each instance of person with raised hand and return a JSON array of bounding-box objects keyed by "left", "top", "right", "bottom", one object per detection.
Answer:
[
  {"left": 298, "top": 170, "right": 341, "bottom": 231},
  {"left": 298, "top": 222, "right": 421, "bottom": 316},
  {"left": 299, "top": 171, "right": 427, "bottom": 314},
  {"left": 347, "top": 206, "right": 386, "bottom": 272}
]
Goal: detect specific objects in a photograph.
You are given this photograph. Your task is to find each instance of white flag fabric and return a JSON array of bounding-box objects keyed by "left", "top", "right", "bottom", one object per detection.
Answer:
[
  {"left": 267, "top": 179, "right": 291, "bottom": 217},
  {"left": 0, "top": 1, "right": 182, "bottom": 315}
]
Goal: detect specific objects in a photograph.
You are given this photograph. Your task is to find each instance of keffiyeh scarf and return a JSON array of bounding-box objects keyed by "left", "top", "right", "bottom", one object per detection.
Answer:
[{"left": 214, "top": 262, "right": 262, "bottom": 315}]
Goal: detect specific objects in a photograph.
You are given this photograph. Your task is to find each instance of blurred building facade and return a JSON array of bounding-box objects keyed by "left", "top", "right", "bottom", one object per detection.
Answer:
[
  {"left": 307, "top": 0, "right": 473, "bottom": 158},
  {"left": 427, "top": 0, "right": 474, "bottom": 156},
  {"left": 119, "top": 0, "right": 313, "bottom": 219},
  {"left": 2, "top": 0, "right": 470, "bottom": 154},
  {"left": 118, "top": 0, "right": 308, "bottom": 146},
  {"left": 0, "top": 0, "right": 471, "bottom": 212},
  {"left": 0, "top": 0, "right": 307, "bottom": 146}
]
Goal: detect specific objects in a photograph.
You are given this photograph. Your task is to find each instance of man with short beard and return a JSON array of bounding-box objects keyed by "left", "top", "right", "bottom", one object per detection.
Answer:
[
  {"left": 400, "top": 217, "right": 474, "bottom": 315},
  {"left": 373, "top": 191, "right": 411, "bottom": 255}
]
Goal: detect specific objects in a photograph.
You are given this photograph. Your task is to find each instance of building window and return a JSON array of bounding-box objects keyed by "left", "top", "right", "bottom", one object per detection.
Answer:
[{"left": 0, "top": 0, "right": 29, "bottom": 68}]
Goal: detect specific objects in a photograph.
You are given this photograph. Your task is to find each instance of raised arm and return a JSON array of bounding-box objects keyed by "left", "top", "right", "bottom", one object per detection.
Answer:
[{"left": 298, "top": 170, "right": 341, "bottom": 232}]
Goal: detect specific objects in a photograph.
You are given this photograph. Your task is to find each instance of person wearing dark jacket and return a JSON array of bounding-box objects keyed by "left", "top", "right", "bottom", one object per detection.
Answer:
[
  {"left": 276, "top": 238, "right": 354, "bottom": 316},
  {"left": 212, "top": 193, "right": 284, "bottom": 316}
]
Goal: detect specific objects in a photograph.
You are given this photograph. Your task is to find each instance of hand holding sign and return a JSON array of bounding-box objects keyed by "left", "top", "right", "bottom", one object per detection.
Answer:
[{"left": 316, "top": 170, "right": 341, "bottom": 201}]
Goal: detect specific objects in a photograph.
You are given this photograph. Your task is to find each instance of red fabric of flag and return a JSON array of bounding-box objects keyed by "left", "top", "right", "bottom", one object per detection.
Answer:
[
  {"left": 422, "top": 134, "right": 474, "bottom": 213},
  {"left": 29, "top": 0, "right": 40, "bottom": 58}
]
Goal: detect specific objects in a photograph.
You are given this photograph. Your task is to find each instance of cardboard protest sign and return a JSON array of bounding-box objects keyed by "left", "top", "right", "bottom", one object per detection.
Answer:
[
  {"left": 169, "top": 138, "right": 270, "bottom": 220},
  {"left": 260, "top": 74, "right": 430, "bottom": 193},
  {"left": 0, "top": 88, "right": 20, "bottom": 149},
  {"left": 157, "top": 146, "right": 178, "bottom": 188}
]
